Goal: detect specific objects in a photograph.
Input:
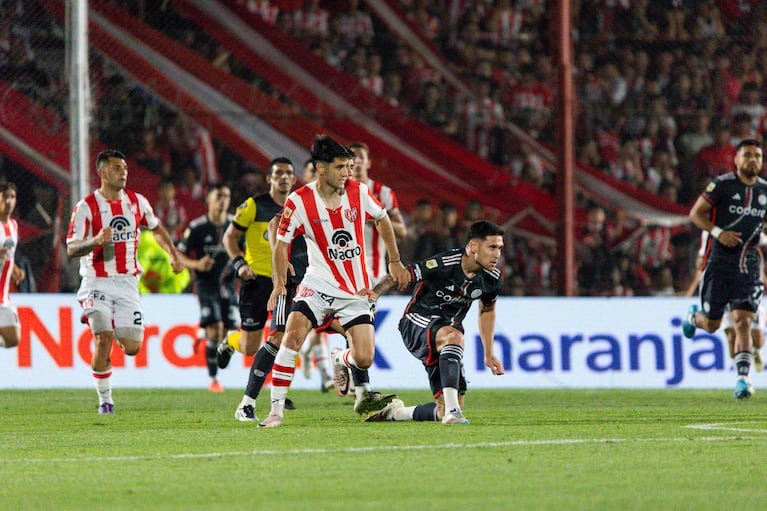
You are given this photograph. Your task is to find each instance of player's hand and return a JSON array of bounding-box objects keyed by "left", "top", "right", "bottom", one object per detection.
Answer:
[
  {"left": 388, "top": 261, "right": 410, "bottom": 290},
  {"left": 268, "top": 284, "right": 287, "bottom": 310},
  {"left": 237, "top": 263, "right": 255, "bottom": 281},
  {"left": 718, "top": 230, "right": 742, "bottom": 248},
  {"left": 11, "top": 264, "right": 24, "bottom": 285},
  {"left": 170, "top": 253, "right": 185, "bottom": 274},
  {"left": 287, "top": 262, "right": 296, "bottom": 277},
  {"left": 355, "top": 288, "right": 379, "bottom": 301},
  {"left": 486, "top": 355, "right": 505, "bottom": 375},
  {"left": 197, "top": 254, "right": 215, "bottom": 272},
  {"left": 95, "top": 227, "right": 112, "bottom": 246}
]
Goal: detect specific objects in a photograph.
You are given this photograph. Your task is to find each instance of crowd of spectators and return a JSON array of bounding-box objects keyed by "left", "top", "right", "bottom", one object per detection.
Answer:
[{"left": 3, "top": 0, "right": 766, "bottom": 297}]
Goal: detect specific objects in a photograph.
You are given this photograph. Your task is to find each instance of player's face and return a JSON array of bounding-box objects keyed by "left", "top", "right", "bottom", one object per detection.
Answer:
[
  {"left": 0, "top": 188, "right": 16, "bottom": 217},
  {"left": 207, "top": 187, "right": 231, "bottom": 213},
  {"left": 351, "top": 147, "right": 370, "bottom": 181},
  {"left": 472, "top": 235, "right": 504, "bottom": 270},
  {"left": 270, "top": 163, "right": 296, "bottom": 194},
  {"left": 320, "top": 157, "right": 351, "bottom": 194},
  {"left": 735, "top": 144, "right": 763, "bottom": 180},
  {"left": 303, "top": 162, "right": 316, "bottom": 183},
  {"left": 100, "top": 157, "right": 128, "bottom": 191}
]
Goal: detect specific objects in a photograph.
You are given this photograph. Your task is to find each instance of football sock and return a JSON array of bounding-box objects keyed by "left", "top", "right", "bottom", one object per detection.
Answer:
[
  {"left": 439, "top": 345, "right": 464, "bottom": 411},
  {"left": 270, "top": 346, "right": 297, "bottom": 416},
  {"left": 412, "top": 402, "right": 438, "bottom": 421},
  {"left": 351, "top": 367, "right": 370, "bottom": 387},
  {"left": 239, "top": 395, "right": 256, "bottom": 408},
  {"left": 354, "top": 383, "right": 372, "bottom": 402},
  {"left": 336, "top": 348, "right": 360, "bottom": 370},
  {"left": 205, "top": 339, "right": 218, "bottom": 378},
  {"left": 312, "top": 340, "right": 330, "bottom": 375},
  {"left": 245, "top": 341, "right": 278, "bottom": 400},
  {"left": 93, "top": 370, "right": 113, "bottom": 405},
  {"left": 734, "top": 351, "right": 752, "bottom": 377}
]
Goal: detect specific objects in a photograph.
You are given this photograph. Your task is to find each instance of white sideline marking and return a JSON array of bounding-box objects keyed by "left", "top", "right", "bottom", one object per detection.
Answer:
[
  {"left": 1, "top": 436, "right": 755, "bottom": 465},
  {"left": 683, "top": 422, "right": 767, "bottom": 434}
]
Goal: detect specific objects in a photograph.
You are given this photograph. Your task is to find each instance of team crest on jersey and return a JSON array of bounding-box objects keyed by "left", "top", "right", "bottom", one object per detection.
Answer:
[
  {"left": 706, "top": 182, "right": 716, "bottom": 192},
  {"left": 344, "top": 207, "right": 358, "bottom": 223},
  {"left": 129, "top": 203, "right": 138, "bottom": 215},
  {"left": 759, "top": 194, "right": 767, "bottom": 206},
  {"left": 2, "top": 238, "right": 14, "bottom": 249},
  {"left": 425, "top": 259, "right": 437, "bottom": 269}
]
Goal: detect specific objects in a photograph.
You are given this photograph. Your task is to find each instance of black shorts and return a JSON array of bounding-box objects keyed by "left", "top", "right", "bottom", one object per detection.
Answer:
[
  {"left": 198, "top": 293, "right": 240, "bottom": 330},
  {"left": 398, "top": 315, "right": 467, "bottom": 397},
  {"left": 238, "top": 275, "right": 273, "bottom": 331},
  {"left": 269, "top": 283, "right": 297, "bottom": 333},
  {"left": 700, "top": 266, "right": 763, "bottom": 320}
]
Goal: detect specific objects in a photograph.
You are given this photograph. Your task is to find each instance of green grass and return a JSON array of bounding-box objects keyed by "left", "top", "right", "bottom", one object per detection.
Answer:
[{"left": 1, "top": 388, "right": 764, "bottom": 510}]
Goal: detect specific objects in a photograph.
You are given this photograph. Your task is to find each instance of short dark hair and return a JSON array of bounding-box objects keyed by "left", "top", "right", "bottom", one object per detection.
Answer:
[
  {"left": 466, "top": 220, "right": 504, "bottom": 244},
  {"left": 0, "top": 182, "right": 17, "bottom": 194},
  {"left": 736, "top": 139, "right": 762, "bottom": 152},
  {"left": 96, "top": 149, "right": 126, "bottom": 168},
  {"left": 348, "top": 141, "right": 369, "bottom": 153},
  {"left": 206, "top": 182, "right": 229, "bottom": 195},
  {"left": 310, "top": 135, "right": 353, "bottom": 166},
  {"left": 268, "top": 157, "right": 293, "bottom": 174}
]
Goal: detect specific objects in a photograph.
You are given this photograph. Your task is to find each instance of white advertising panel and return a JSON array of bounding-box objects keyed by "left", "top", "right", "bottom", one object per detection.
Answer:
[{"left": 0, "top": 294, "right": 747, "bottom": 389}]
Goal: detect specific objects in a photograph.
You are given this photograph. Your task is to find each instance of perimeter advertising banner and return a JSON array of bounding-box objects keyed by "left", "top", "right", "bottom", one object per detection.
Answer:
[{"left": 0, "top": 295, "right": 752, "bottom": 390}]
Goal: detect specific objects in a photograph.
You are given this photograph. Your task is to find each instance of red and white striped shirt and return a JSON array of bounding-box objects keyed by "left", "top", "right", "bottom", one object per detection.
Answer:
[
  {"left": 0, "top": 218, "right": 18, "bottom": 305},
  {"left": 364, "top": 178, "right": 399, "bottom": 283},
  {"left": 277, "top": 180, "right": 386, "bottom": 295},
  {"left": 66, "top": 189, "right": 159, "bottom": 278}
]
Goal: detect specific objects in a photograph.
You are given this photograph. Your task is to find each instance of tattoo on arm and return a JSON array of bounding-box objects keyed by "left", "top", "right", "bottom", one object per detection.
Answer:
[{"left": 372, "top": 275, "right": 397, "bottom": 297}]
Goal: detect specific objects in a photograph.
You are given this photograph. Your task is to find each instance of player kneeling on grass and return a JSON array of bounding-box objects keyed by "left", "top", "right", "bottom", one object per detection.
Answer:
[{"left": 364, "top": 220, "right": 506, "bottom": 425}]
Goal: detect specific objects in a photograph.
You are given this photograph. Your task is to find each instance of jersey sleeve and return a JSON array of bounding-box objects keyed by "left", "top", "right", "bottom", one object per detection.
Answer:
[
  {"left": 277, "top": 196, "right": 304, "bottom": 244},
  {"left": 409, "top": 255, "right": 444, "bottom": 284},
  {"left": 138, "top": 193, "right": 160, "bottom": 230},
  {"left": 65, "top": 200, "right": 90, "bottom": 244},
  {"left": 232, "top": 197, "right": 256, "bottom": 230},
  {"left": 701, "top": 178, "right": 723, "bottom": 207},
  {"left": 361, "top": 183, "right": 386, "bottom": 221},
  {"left": 177, "top": 225, "right": 193, "bottom": 254}
]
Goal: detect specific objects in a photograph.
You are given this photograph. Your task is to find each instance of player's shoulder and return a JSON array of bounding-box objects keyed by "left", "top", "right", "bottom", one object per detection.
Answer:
[
  {"left": 756, "top": 176, "right": 767, "bottom": 188},
  {"left": 481, "top": 266, "right": 503, "bottom": 282},
  {"left": 188, "top": 215, "right": 209, "bottom": 229},
  {"left": 431, "top": 248, "right": 463, "bottom": 267}
]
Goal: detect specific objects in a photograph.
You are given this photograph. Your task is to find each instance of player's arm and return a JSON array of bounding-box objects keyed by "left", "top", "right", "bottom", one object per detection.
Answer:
[
  {"left": 268, "top": 239, "right": 290, "bottom": 310},
  {"left": 388, "top": 206, "right": 407, "bottom": 239},
  {"left": 67, "top": 227, "right": 112, "bottom": 258},
  {"left": 373, "top": 214, "right": 409, "bottom": 290},
  {"left": 478, "top": 301, "right": 504, "bottom": 375},
  {"left": 150, "top": 223, "right": 184, "bottom": 274},
  {"left": 223, "top": 223, "right": 253, "bottom": 280},
  {"left": 11, "top": 263, "right": 25, "bottom": 285},
  {"left": 689, "top": 195, "right": 741, "bottom": 248},
  {"left": 269, "top": 215, "right": 294, "bottom": 277}
]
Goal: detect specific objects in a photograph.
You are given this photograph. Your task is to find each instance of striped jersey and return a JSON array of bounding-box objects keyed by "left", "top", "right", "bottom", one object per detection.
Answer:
[
  {"left": 0, "top": 218, "right": 18, "bottom": 305},
  {"left": 66, "top": 189, "right": 159, "bottom": 278},
  {"left": 363, "top": 178, "right": 399, "bottom": 283},
  {"left": 277, "top": 180, "right": 386, "bottom": 295},
  {"left": 700, "top": 172, "right": 767, "bottom": 274},
  {"left": 403, "top": 248, "right": 502, "bottom": 332}
]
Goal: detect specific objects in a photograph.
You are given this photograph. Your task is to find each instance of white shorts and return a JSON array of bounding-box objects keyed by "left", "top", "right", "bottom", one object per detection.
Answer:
[
  {"left": 722, "top": 303, "right": 766, "bottom": 331},
  {"left": 0, "top": 304, "right": 19, "bottom": 328},
  {"left": 293, "top": 276, "right": 375, "bottom": 329},
  {"left": 77, "top": 275, "right": 144, "bottom": 332}
]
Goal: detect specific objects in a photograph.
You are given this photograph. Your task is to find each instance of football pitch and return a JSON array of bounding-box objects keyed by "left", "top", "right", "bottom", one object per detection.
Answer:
[{"left": 1, "top": 388, "right": 763, "bottom": 510}]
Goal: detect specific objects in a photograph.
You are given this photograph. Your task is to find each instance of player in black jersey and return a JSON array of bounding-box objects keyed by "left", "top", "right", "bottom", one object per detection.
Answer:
[
  {"left": 682, "top": 139, "right": 767, "bottom": 399},
  {"left": 177, "top": 183, "right": 239, "bottom": 392},
  {"left": 364, "top": 220, "right": 506, "bottom": 425}
]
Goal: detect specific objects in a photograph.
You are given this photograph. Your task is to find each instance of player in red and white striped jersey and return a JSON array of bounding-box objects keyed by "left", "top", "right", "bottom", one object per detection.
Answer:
[
  {"left": 66, "top": 150, "right": 184, "bottom": 414},
  {"left": 0, "top": 182, "right": 25, "bottom": 349},
  {"left": 259, "top": 135, "right": 409, "bottom": 427}
]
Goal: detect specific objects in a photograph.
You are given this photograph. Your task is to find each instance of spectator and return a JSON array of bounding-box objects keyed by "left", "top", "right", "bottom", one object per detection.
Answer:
[
  {"left": 134, "top": 128, "right": 172, "bottom": 178},
  {"left": 692, "top": 121, "right": 735, "bottom": 196},
  {"left": 154, "top": 179, "right": 188, "bottom": 243}
]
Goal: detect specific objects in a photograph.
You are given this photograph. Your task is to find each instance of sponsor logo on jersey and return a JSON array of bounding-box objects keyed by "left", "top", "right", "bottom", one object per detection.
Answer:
[
  {"left": 283, "top": 207, "right": 293, "bottom": 219},
  {"left": 728, "top": 205, "right": 766, "bottom": 217},
  {"left": 732, "top": 193, "right": 741, "bottom": 200},
  {"left": 109, "top": 216, "right": 137, "bottom": 242},
  {"left": 298, "top": 286, "right": 315, "bottom": 298},
  {"left": 327, "top": 229, "right": 361, "bottom": 261},
  {"left": 706, "top": 182, "right": 716, "bottom": 192},
  {"left": 425, "top": 259, "right": 437, "bottom": 269}
]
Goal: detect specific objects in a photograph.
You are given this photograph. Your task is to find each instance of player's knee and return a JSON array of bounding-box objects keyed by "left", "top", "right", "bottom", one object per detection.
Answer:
[
  {"left": 701, "top": 318, "right": 721, "bottom": 333},
  {"left": 114, "top": 327, "right": 144, "bottom": 356},
  {"left": 88, "top": 311, "right": 113, "bottom": 335},
  {"left": 442, "top": 330, "right": 465, "bottom": 348}
]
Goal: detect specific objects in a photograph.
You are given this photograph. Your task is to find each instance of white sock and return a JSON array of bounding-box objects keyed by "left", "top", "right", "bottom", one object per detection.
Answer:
[
  {"left": 269, "top": 346, "right": 297, "bottom": 417},
  {"left": 394, "top": 406, "right": 416, "bottom": 421},
  {"left": 354, "top": 383, "right": 372, "bottom": 402},
  {"left": 239, "top": 395, "right": 256, "bottom": 408},
  {"left": 335, "top": 348, "right": 359, "bottom": 369},
  {"left": 312, "top": 341, "right": 329, "bottom": 372},
  {"left": 93, "top": 370, "right": 113, "bottom": 405},
  {"left": 443, "top": 387, "right": 460, "bottom": 412}
]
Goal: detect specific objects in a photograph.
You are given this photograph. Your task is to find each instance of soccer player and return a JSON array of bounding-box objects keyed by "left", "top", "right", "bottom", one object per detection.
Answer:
[
  {"left": 66, "top": 150, "right": 184, "bottom": 414},
  {"left": 0, "top": 182, "right": 25, "bottom": 349},
  {"left": 682, "top": 138, "right": 767, "bottom": 399},
  {"left": 363, "top": 220, "right": 506, "bottom": 424},
  {"left": 258, "top": 135, "right": 409, "bottom": 428},
  {"left": 217, "top": 158, "right": 296, "bottom": 420},
  {"left": 177, "top": 183, "right": 238, "bottom": 392}
]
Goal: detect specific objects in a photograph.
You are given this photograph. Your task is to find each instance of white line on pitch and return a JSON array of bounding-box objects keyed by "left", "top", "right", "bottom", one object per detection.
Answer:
[
  {"left": 683, "top": 422, "right": 767, "bottom": 434},
  {"left": 0, "top": 436, "right": 756, "bottom": 465}
]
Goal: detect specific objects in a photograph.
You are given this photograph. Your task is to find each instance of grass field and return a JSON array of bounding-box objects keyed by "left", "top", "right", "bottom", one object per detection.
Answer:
[{"left": 1, "top": 388, "right": 764, "bottom": 510}]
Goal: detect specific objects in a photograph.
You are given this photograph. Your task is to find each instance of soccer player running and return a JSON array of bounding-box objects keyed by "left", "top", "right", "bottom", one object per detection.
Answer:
[
  {"left": 176, "top": 183, "right": 238, "bottom": 392},
  {"left": 259, "top": 135, "right": 409, "bottom": 428},
  {"left": 0, "top": 182, "right": 25, "bottom": 350},
  {"left": 217, "top": 158, "right": 296, "bottom": 421},
  {"left": 363, "top": 220, "right": 506, "bottom": 424},
  {"left": 334, "top": 141, "right": 407, "bottom": 409},
  {"left": 682, "top": 138, "right": 767, "bottom": 399},
  {"left": 66, "top": 150, "right": 184, "bottom": 414}
]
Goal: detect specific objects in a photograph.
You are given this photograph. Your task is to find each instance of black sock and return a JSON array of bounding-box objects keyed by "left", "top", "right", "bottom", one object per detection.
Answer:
[
  {"left": 245, "top": 342, "right": 279, "bottom": 399},
  {"left": 205, "top": 340, "right": 218, "bottom": 378},
  {"left": 412, "top": 402, "right": 438, "bottom": 421},
  {"left": 439, "top": 345, "right": 464, "bottom": 390},
  {"left": 351, "top": 367, "right": 369, "bottom": 387},
  {"left": 734, "top": 350, "right": 752, "bottom": 377}
]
